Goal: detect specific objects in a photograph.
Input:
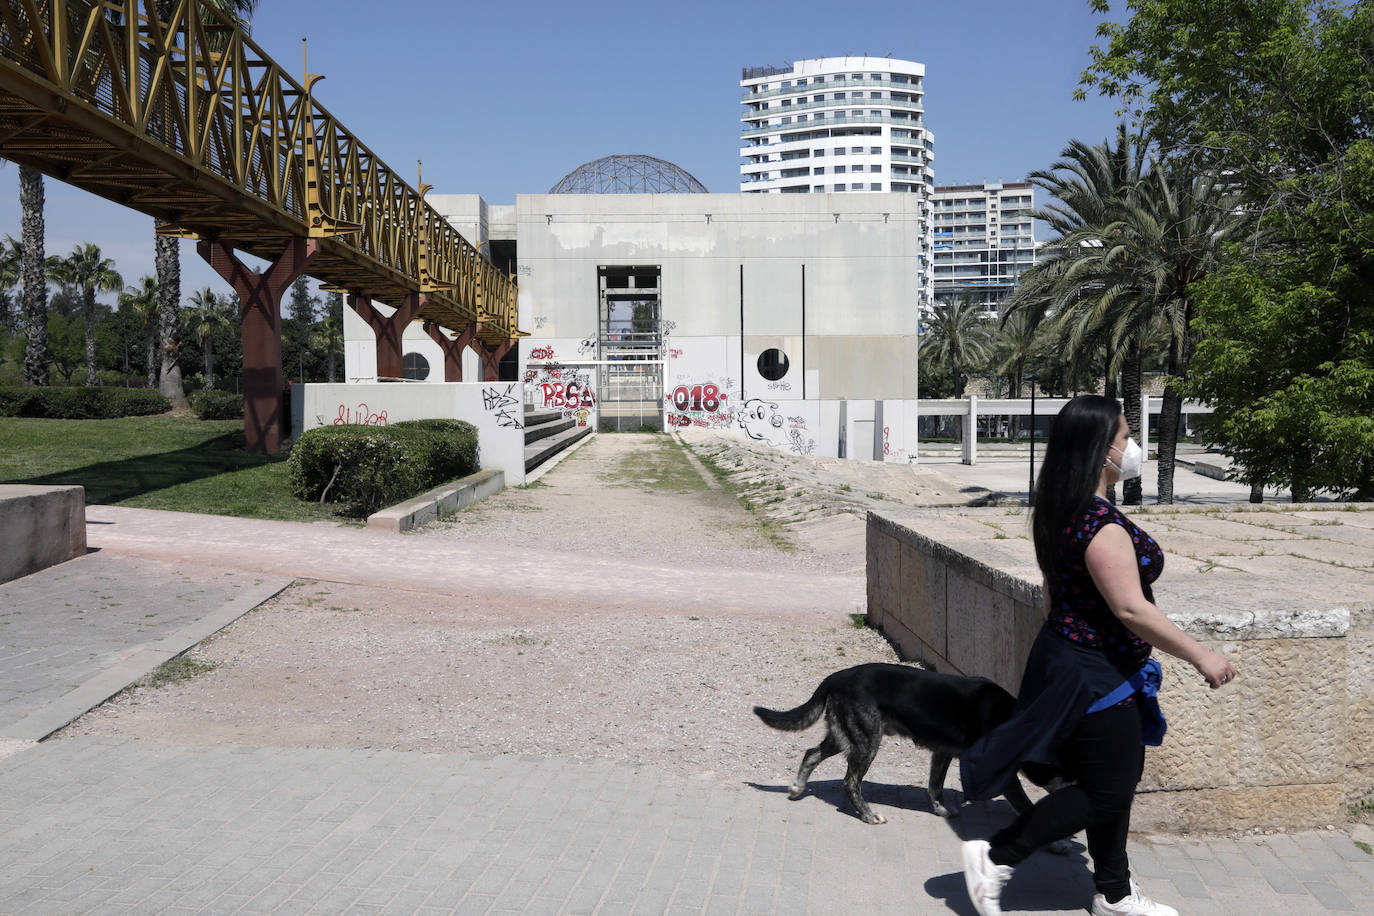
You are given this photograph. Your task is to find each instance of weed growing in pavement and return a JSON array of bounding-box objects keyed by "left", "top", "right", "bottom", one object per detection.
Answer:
[
  {"left": 849, "top": 613, "right": 871, "bottom": 629},
  {"left": 681, "top": 440, "right": 795, "bottom": 552},
  {"left": 145, "top": 654, "right": 216, "bottom": 689}
]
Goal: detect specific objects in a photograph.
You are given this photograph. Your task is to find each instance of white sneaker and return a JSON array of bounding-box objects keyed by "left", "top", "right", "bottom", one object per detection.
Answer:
[
  {"left": 1091, "top": 879, "right": 1179, "bottom": 916},
  {"left": 962, "top": 839, "right": 1014, "bottom": 916}
]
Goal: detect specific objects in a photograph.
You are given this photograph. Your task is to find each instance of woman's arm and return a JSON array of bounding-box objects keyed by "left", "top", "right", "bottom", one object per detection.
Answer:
[{"left": 1085, "top": 524, "right": 1237, "bottom": 688}]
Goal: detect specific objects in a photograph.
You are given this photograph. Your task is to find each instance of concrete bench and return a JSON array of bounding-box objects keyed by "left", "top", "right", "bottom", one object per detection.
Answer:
[{"left": 0, "top": 485, "right": 87, "bottom": 584}]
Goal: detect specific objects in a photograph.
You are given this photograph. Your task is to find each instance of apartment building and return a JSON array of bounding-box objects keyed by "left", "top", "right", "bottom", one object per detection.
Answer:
[
  {"left": 930, "top": 181, "right": 1037, "bottom": 316},
  {"left": 739, "top": 56, "right": 936, "bottom": 308},
  {"left": 739, "top": 56, "right": 934, "bottom": 196}
]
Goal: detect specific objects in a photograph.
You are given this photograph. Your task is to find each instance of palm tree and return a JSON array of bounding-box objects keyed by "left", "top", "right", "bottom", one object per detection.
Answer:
[
  {"left": 920, "top": 294, "right": 994, "bottom": 399},
  {"left": 1006, "top": 126, "right": 1151, "bottom": 501},
  {"left": 185, "top": 287, "right": 234, "bottom": 389},
  {"left": 1107, "top": 167, "right": 1248, "bottom": 503},
  {"left": 119, "top": 275, "right": 161, "bottom": 388},
  {"left": 47, "top": 244, "right": 122, "bottom": 387},
  {"left": 153, "top": 0, "right": 260, "bottom": 406},
  {"left": 992, "top": 308, "right": 1044, "bottom": 439},
  {"left": 18, "top": 165, "right": 48, "bottom": 385},
  {"left": 314, "top": 291, "right": 343, "bottom": 382},
  {"left": 0, "top": 237, "right": 20, "bottom": 332}
]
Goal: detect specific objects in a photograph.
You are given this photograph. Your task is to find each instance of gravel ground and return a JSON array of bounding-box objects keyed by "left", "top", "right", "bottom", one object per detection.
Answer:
[{"left": 58, "top": 433, "right": 990, "bottom": 797}]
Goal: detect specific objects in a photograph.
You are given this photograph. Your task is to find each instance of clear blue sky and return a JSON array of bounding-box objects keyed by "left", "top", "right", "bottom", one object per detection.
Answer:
[{"left": 1, "top": 0, "right": 1124, "bottom": 303}]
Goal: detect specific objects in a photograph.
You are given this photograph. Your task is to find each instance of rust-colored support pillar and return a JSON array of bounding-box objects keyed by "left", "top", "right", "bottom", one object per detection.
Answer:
[
  {"left": 348, "top": 291, "right": 426, "bottom": 380},
  {"left": 198, "top": 238, "right": 321, "bottom": 454},
  {"left": 423, "top": 320, "right": 477, "bottom": 382},
  {"left": 478, "top": 338, "right": 517, "bottom": 382}
]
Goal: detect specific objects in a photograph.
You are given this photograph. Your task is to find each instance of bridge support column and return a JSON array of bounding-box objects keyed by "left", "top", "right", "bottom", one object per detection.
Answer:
[
  {"left": 348, "top": 292, "right": 426, "bottom": 380},
  {"left": 423, "top": 321, "right": 477, "bottom": 382},
  {"left": 198, "top": 239, "right": 321, "bottom": 454},
  {"left": 478, "top": 338, "right": 516, "bottom": 382}
]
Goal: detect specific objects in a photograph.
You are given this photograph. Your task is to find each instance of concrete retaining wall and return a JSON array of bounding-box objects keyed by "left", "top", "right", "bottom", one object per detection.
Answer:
[
  {"left": 866, "top": 505, "right": 1374, "bottom": 832},
  {"left": 0, "top": 485, "right": 86, "bottom": 584}
]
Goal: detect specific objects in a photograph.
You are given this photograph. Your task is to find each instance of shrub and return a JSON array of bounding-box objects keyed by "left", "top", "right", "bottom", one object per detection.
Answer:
[
  {"left": 0, "top": 386, "right": 170, "bottom": 419},
  {"left": 189, "top": 390, "right": 244, "bottom": 420},
  {"left": 289, "top": 419, "right": 480, "bottom": 517}
]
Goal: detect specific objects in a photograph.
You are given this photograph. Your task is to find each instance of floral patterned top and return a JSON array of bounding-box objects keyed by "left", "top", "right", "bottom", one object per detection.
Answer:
[{"left": 1046, "top": 495, "right": 1160, "bottom": 671}]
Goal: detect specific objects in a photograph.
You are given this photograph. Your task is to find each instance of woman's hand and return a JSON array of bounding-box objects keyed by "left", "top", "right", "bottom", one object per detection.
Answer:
[{"left": 1193, "top": 649, "right": 1237, "bottom": 689}]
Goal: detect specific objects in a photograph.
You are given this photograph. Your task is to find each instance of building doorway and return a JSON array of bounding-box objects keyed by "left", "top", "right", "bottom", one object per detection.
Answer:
[{"left": 597, "top": 265, "right": 663, "bottom": 431}]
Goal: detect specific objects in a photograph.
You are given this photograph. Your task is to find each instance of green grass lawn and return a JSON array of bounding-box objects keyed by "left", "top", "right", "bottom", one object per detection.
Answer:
[{"left": 0, "top": 415, "right": 347, "bottom": 521}]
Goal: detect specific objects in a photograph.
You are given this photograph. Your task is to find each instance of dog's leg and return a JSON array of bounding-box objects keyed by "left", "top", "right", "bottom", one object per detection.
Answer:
[
  {"left": 790, "top": 733, "right": 841, "bottom": 800},
  {"left": 927, "top": 752, "right": 955, "bottom": 818},
  {"left": 842, "top": 742, "right": 885, "bottom": 825}
]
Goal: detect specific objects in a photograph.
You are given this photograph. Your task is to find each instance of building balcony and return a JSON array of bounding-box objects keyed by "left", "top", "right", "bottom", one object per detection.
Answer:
[
  {"left": 741, "top": 76, "right": 922, "bottom": 102},
  {"left": 741, "top": 111, "right": 925, "bottom": 137},
  {"left": 741, "top": 95, "right": 924, "bottom": 122}
]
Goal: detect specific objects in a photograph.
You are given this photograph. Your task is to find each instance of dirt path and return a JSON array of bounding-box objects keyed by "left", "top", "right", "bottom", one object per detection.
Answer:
[{"left": 60, "top": 434, "right": 937, "bottom": 792}]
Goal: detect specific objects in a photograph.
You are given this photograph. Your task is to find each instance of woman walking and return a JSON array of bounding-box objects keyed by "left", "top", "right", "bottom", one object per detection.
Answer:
[{"left": 959, "top": 395, "right": 1236, "bottom": 916}]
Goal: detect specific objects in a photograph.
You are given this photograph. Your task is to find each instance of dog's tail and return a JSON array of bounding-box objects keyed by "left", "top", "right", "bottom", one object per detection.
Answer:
[{"left": 753, "top": 688, "right": 826, "bottom": 732}]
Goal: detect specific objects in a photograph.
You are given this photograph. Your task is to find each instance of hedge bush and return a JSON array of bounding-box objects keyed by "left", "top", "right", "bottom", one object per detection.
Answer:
[
  {"left": 289, "top": 419, "right": 480, "bottom": 517},
  {"left": 189, "top": 390, "right": 244, "bottom": 420},
  {"left": 0, "top": 386, "right": 170, "bottom": 419}
]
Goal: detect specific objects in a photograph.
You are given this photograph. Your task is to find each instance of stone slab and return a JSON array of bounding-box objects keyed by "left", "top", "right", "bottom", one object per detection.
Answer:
[{"left": 0, "top": 485, "right": 86, "bottom": 584}]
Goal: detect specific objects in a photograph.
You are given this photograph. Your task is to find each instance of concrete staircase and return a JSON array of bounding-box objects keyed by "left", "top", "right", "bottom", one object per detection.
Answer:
[{"left": 524, "top": 409, "right": 593, "bottom": 472}]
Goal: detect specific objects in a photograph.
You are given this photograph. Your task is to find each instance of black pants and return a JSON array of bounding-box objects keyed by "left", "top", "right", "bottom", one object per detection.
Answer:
[{"left": 987, "top": 703, "right": 1145, "bottom": 902}]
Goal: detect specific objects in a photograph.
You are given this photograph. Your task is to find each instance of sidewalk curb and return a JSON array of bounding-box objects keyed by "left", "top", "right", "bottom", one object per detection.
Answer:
[{"left": 0, "top": 574, "right": 293, "bottom": 742}]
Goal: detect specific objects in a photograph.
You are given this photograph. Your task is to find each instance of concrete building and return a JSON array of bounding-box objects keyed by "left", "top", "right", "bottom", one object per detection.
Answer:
[
  {"left": 738, "top": 56, "right": 937, "bottom": 318},
  {"left": 738, "top": 57, "right": 934, "bottom": 197},
  {"left": 930, "top": 181, "right": 1037, "bottom": 317},
  {"left": 344, "top": 185, "right": 927, "bottom": 462}
]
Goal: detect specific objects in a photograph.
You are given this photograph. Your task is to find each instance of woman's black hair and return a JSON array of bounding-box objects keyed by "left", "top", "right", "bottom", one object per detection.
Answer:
[{"left": 1030, "top": 394, "right": 1123, "bottom": 581}]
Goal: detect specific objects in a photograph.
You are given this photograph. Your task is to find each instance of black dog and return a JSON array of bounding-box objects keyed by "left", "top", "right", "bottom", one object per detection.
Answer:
[{"left": 754, "top": 662, "right": 1061, "bottom": 825}]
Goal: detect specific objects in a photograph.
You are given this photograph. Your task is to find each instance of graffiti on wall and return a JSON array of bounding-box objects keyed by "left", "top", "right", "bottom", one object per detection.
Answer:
[
  {"left": 738, "top": 399, "right": 815, "bottom": 456},
  {"left": 333, "top": 403, "right": 388, "bottom": 426},
  {"left": 882, "top": 426, "right": 907, "bottom": 461},
  {"left": 524, "top": 344, "right": 597, "bottom": 424},
  {"left": 666, "top": 376, "right": 736, "bottom": 430},
  {"left": 482, "top": 383, "right": 524, "bottom": 429}
]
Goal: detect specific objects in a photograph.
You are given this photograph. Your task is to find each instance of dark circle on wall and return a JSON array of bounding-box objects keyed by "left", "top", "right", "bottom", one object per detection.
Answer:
[
  {"left": 402, "top": 352, "right": 430, "bottom": 381},
  {"left": 757, "top": 348, "right": 790, "bottom": 381}
]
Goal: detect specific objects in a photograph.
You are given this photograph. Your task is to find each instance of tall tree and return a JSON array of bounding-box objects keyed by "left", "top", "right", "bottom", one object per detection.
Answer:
[
  {"left": 0, "top": 237, "right": 19, "bottom": 332},
  {"left": 1082, "top": 0, "right": 1374, "bottom": 500},
  {"left": 18, "top": 165, "right": 47, "bottom": 385},
  {"left": 919, "top": 295, "right": 994, "bottom": 399},
  {"left": 119, "top": 275, "right": 161, "bottom": 388},
  {"left": 1006, "top": 127, "right": 1151, "bottom": 501},
  {"left": 47, "top": 244, "right": 123, "bottom": 387},
  {"left": 154, "top": 0, "right": 260, "bottom": 407},
  {"left": 185, "top": 287, "right": 234, "bottom": 389}
]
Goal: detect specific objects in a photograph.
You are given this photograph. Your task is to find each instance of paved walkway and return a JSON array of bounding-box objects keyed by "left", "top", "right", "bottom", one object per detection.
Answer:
[{"left": 1, "top": 440, "right": 1372, "bottom": 914}]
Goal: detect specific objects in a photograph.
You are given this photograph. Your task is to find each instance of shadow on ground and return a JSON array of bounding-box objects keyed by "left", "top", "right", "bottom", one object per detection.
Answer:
[{"left": 15, "top": 431, "right": 281, "bottom": 504}]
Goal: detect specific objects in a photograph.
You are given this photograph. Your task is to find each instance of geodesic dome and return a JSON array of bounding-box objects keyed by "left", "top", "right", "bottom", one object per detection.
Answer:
[{"left": 550, "top": 155, "right": 708, "bottom": 193}]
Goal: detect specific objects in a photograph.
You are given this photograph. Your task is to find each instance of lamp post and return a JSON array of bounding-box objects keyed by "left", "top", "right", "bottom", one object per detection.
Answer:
[{"left": 1025, "top": 372, "right": 1037, "bottom": 506}]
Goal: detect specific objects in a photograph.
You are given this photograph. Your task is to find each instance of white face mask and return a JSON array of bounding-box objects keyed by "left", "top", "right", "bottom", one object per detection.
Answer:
[{"left": 1107, "top": 437, "right": 1144, "bottom": 481}]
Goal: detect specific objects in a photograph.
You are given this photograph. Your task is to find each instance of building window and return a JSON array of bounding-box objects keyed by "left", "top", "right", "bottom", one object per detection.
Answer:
[
  {"left": 834, "top": 92, "right": 846, "bottom": 100},
  {"left": 851, "top": 146, "right": 863, "bottom": 154},
  {"left": 851, "top": 182, "right": 865, "bottom": 190},
  {"left": 814, "top": 167, "right": 825, "bottom": 174},
  {"left": 870, "top": 164, "right": 881, "bottom": 173},
  {"left": 833, "top": 147, "right": 844, "bottom": 154},
  {"left": 757, "top": 348, "right": 790, "bottom": 381},
  {"left": 870, "top": 183, "right": 882, "bottom": 191},
  {"left": 834, "top": 165, "right": 846, "bottom": 174},
  {"left": 813, "top": 149, "right": 825, "bottom": 156},
  {"left": 402, "top": 352, "right": 430, "bottom": 381},
  {"left": 871, "top": 146, "right": 881, "bottom": 154}
]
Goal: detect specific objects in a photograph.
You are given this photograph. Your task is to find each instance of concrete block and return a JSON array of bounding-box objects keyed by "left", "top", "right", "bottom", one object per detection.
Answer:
[
  {"left": 366, "top": 469, "right": 504, "bottom": 533},
  {"left": 0, "top": 485, "right": 86, "bottom": 584}
]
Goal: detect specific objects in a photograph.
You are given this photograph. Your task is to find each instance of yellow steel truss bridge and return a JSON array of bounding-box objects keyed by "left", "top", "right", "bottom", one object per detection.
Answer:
[{"left": 0, "top": 0, "right": 522, "bottom": 448}]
